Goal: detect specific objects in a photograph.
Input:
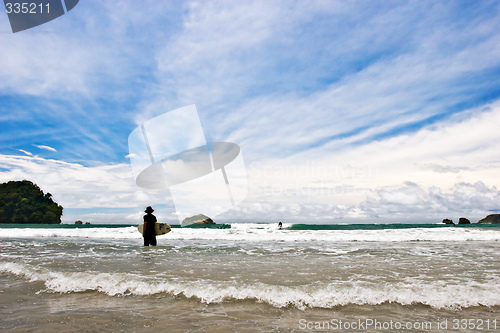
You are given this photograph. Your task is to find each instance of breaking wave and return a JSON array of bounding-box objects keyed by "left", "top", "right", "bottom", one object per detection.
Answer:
[
  {"left": 1, "top": 261, "right": 499, "bottom": 310},
  {"left": 1, "top": 223, "right": 499, "bottom": 242}
]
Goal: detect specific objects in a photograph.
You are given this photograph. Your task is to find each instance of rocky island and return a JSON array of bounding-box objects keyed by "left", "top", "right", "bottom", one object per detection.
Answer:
[
  {"left": 181, "top": 214, "right": 215, "bottom": 227},
  {"left": 0, "top": 180, "right": 63, "bottom": 224},
  {"left": 442, "top": 214, "right": 500, "bottom": 225},
  {"left": 458, "top": 218, "right": 471, "bottom": 224},
  {"left": 477, "top": 214, "right": 500, "bottom": 224}
]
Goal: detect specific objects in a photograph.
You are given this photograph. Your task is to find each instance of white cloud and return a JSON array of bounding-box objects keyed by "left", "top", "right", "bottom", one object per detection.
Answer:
[
  {"left": 0, "top": 154, "right": 166, "bottom": 211},
  {"left": 1, "top": 1, "right": 499, "bottom": 223},
  {"left": 33, "top": 144, "right": 57, "bottom": 152},
  {"left": 1, "top": 101, "right": 499, "bottom": 223},
  {"left": 0, "top": 1, "right": 178, "bottom": 98},
  {"left": 142, "top": 0, "right": 500, "bottom": 165},
  {"left": 429, "top": 182, "right": 500, "bottom": 214},
  {"left": 360, "top": 181, "right": 500, "bottom": 222},
  {"left": 17, "top": 149, "right": 32, "bottom": 156},
  {"left": 236, "top": 102, "right": 500, "bottom": 222}
]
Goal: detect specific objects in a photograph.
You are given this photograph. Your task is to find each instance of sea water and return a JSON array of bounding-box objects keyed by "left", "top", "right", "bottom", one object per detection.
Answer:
[{"left": 1, "top": 223, "right": 499, "bottom": 332}]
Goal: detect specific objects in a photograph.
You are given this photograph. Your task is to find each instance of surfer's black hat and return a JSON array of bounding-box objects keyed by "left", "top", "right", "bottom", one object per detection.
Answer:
[{"left": 145, "top": 206, "right": 154, "bottom": 213}]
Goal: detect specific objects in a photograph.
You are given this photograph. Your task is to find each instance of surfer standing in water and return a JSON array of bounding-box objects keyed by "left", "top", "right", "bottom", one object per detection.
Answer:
[{"left": 143, "top": 206, "right": 157, "bottom": 246}]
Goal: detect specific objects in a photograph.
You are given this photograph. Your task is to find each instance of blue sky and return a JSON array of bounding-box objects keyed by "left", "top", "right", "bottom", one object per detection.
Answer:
[{"left": 1, "top": 0, "right": 500, "bottom": 224}]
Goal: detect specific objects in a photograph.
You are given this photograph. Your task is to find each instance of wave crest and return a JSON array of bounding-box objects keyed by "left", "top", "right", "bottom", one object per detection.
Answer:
[{"left": 1, "top": 262, "right": 498, "bottom": 310}]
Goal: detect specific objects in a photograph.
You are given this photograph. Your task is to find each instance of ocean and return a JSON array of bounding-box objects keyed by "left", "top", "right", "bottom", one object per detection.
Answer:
[{"left": 1, "top": 223, "right": 499, "bottom": 332}]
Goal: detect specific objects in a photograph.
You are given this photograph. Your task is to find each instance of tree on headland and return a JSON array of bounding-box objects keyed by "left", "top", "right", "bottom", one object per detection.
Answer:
[{"left": 0, "top": 180, "right": 63, "bottom": 224}]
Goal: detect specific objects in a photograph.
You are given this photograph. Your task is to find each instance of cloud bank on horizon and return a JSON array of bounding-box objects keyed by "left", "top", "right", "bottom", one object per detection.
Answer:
[{"left": 0, "top": 0, "right": 499, "bottom": 223}]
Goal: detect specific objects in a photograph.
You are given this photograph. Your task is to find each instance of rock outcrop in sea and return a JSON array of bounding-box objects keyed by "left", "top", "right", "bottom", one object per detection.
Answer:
[
  {"left": 181, "top": 214, "right": 215, "bottom": 227},
  {"left": 458, "top": 217, "right": 470, "bottom": 224},
  {"left": 477, "top": 214, "right": 500, "bottom": 224},
  {"left": 442, "top": 214, "right": 500, "bottom": 225}
]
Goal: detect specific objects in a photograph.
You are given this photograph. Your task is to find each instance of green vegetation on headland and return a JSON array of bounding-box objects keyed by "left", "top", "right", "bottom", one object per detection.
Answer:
[{"left": 0, "top": 180, "right": 63, "bottom": 224}]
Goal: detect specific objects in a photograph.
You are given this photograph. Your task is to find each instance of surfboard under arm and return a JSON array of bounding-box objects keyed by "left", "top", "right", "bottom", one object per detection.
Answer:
[{"left": 138, "top": 222, "right": 171, "bottom": 236}]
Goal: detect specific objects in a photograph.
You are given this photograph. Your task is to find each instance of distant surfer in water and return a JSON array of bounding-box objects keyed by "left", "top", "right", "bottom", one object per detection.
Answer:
[
  {"left": 143, "top": 206, "right": 157, "bottom": 246},
  {"left": 278, "top": 221, "right": 282, "bottom": 229}
]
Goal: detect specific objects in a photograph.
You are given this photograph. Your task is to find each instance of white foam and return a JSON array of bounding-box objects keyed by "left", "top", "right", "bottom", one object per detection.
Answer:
[
  {"left": 1, "top": 262, "right": 498, "bottom": 310},
  {"left": 1, "top": 224, "right": 499, "bottom": 243},
  {"left": 0, "top": 226, "right": 139, "bottom": 239}
]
